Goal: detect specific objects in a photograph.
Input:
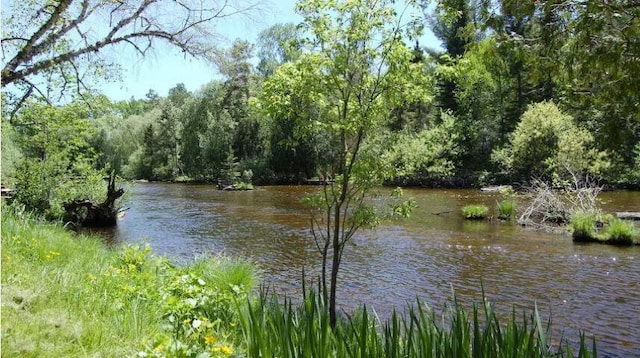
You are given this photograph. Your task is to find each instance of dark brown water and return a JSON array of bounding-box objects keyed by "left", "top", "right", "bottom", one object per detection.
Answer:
[{"left": 101, "top": 183, "right": 640, "bottom": 357}]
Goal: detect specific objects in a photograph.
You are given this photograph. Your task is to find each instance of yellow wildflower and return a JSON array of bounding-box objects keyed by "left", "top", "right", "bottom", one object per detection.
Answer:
[
  {"left": 205, "top": 335, "right": 217, "bottom": 344},
  {"left": 154, "top": 343, "right": 165, "bottom": 352},
  {"left": 220, "top": 345, "right": 233, "bottom": 355}
]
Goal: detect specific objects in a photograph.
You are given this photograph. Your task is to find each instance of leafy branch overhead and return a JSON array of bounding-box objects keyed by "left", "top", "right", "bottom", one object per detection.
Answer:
[{"left": 1, "top": 0, "right": 260, "bottom": 107}]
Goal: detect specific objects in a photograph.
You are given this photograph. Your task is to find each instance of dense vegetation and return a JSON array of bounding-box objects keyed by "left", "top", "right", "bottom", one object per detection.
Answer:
[{"left": 3, "top": 2, "right": 639, "bottom": 219}]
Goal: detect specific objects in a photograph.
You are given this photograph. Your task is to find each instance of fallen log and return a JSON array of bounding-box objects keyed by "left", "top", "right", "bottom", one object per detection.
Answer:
[
  {"left": 616, "top": 212, "right": 640, "bottom": 221},
  {"left": 64, "top": 173, "right": 124, "bottom": 228}
]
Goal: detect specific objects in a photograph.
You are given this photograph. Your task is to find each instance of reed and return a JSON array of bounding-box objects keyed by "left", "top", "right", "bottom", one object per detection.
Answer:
[{"left": 239, "top": 289, "right": 597, "bottom": 358}]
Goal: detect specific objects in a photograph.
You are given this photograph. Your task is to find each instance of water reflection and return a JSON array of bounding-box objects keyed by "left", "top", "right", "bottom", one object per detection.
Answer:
[{"left": 101, "top": 183, "right": 639, "bottom": 357}]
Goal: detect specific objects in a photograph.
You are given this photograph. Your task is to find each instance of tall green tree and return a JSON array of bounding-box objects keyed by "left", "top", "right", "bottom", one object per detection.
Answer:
[{"left": 262, "top": 0, "right": 431, "bottom": 328}]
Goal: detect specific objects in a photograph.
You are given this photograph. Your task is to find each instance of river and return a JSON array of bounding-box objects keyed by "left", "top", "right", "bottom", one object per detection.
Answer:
[{"left": 98, "top": 183, "right": 640, "bottom": 357}]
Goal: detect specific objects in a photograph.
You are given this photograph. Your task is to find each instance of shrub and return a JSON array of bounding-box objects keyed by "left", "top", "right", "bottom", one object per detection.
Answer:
[
  {"left": 462, "top": 205, "right": 489, "bottom": 220},
  {"left": 497, "top": 199, "right": 515, "bottom": 220},
  {"left": 492, "top": 101, "right": 607, "bottom": 183},
  {"left": 603, "top": 219, "right": 638, "bottom": 246}
]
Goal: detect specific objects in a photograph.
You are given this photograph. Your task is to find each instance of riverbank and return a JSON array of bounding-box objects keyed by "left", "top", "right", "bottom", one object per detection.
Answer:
[
  {"left": 1, "top": 208, "right": 257, "bottom": 357},
  {"left": 2, "top": 206, "right": 601, "bottom": 357}
]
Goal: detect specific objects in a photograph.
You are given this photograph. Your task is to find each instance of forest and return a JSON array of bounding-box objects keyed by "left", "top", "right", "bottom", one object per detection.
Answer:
[{"left": 2, "top": 0, "right": 639, "bottom": 220}]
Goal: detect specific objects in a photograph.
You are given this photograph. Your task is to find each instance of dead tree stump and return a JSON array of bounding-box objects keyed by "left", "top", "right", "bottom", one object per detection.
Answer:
[{"left": 64, "top": 173, "right": 124, "bottom": 228}]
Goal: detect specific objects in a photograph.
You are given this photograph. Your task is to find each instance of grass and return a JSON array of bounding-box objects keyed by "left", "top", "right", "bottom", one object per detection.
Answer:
[
  {"left": 462, "top": 204, "right": 490, "bottom": 220},
  {"left": 571, "top": 212, "right": 638, "bottom": 246},
  {"left": 571, "top": 211, "right": 598, "bottom": 243},
  {"left": 602, "top": 218, "right": 638, "bottom": 246},
  {"left": 497, "top": 199, "right": 516, "bottom": 220},
  {"left": 240, "top": 289, "right": 597, "bottom": 358},
  {"left": 1, "top": 205, "right": 258, "bottom": 357}
]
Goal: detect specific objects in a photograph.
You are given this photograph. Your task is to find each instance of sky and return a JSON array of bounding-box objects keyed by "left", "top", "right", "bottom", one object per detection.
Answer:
[{"left": 100, "top": 0, "right": 440, "bottom": 102}]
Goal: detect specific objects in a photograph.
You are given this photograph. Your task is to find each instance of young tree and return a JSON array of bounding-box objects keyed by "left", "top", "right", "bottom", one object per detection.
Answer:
[{"left": 261, "top": 0, "right": 431, "bottom": 328}]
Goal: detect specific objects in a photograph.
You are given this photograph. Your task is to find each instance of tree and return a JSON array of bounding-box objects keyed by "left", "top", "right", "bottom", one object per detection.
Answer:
[
  {"left": 256, "top": 23, "right": 302, "bottom": 77},
  {"left": 9, "top": 99, "right": 107, "bottom": 219},
  {"left": 1, "top": 0, "right": 260, "bottom": 111},
  {"left": 261, "top": 0, "right": 431, "bottom": 328},
  {"left": 492, "top": 101, "right": 607, "bottom": 184}
]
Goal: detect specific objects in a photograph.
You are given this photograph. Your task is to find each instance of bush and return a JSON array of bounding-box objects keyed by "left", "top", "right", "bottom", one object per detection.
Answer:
[
  {"left": 462, "top": 204, "right": 489, "bottom": 220},
  {"left": 497, "top": 199, "right": 515, "bottom": 220},
  {"left": 603, "top": 219, "right": 638, "bottom": 246},
  {"left": 492, "top": 101, "right": 607, "bottom": 183}
]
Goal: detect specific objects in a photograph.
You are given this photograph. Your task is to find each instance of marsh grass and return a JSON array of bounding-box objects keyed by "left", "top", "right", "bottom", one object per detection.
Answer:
[
  {"left": 497, "top": 199, "right": 516, "bottom": 220},
  {"left": 239, "top": 290, "right": 597, "bottom": 358},
  {"left": 571, "top": 211, "right": 598, "bottom": 242},
  {"left": 571, "top": 212, "right": 638, "bottom": 246},
  {"left": 602, "top": 218, "right": 638, "bottom": 246},
  {"left": 462, "top": 204, "right": 490, "bottom": 220},
  {"left": 1, "top": 206, "right": 258, "bottom": 357}
]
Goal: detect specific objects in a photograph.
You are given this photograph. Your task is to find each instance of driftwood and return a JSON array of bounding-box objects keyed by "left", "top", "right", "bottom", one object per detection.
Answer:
[
  {"left": 617, "top": 212, "right": 640, "bottom": 221},
  {"left": 64, "top": 173, "right": 124, "bottom": 228}
]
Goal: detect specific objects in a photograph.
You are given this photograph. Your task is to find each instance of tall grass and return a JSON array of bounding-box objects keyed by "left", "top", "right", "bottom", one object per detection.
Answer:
[
  {"left": 497, "top": 199, "right": 516, "bottom": 220},
  {"left": 239, "top": 289, "right": 597, "bottom": 358},
  {"left": 1, "top": 206, "right": 259, "bottom": 357},
  {"left": 571, "top": 211, "right": 597, "bottom": 243},
  {"left": 602, "top": 218, "right": 638, "bottom": 246}
]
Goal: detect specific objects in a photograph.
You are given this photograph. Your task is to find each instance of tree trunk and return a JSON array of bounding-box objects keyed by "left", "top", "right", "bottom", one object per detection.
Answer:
[{"left": 64, "top": 173, "right": 124, "bottom": 228}]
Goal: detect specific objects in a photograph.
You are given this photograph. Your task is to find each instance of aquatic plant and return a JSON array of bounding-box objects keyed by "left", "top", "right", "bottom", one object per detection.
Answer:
[
  {"left": 239, "top": 289, "right": 597, "bottom": 358},
  {"left": 497, "top": 199, "right": 516, "bottom": 220},
  {"left": 603, "top": 218, "right": 638, "bottom": 246},
  {"left": 462, "top": 204, "right": 490, "bottom": 220},
  {"left": 571, "top": 211, "right": 598, "bottom": 242}
]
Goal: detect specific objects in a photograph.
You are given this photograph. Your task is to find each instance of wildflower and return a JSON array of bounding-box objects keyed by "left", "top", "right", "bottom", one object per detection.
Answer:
[
  {"left": 205, "top": 335, "right": 216, "bottom": 344},
  {"left": 154, "top": 343, "right": 165, "bottom": 352},
  {"left": 128, "top": 263, "right": 137, "bottom": 271},
  {"left": 220, "top": 345, "right": 233, "bottom": 355},
  {"left": 192, "top": 319, "right": 202, "bottom": 329},
  {"left": 88, "top": 274, "right": 97, "bottom": 282}
]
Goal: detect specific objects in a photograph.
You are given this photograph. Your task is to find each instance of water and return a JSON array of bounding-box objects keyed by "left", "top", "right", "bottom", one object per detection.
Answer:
[{"left": 99, "top": 183, "right": 640, "bottom": 357}]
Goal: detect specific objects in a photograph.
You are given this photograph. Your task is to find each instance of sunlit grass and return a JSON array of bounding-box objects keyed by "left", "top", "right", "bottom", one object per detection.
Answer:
[
  {"left": 1, "top": 205, "right": 259, "bottom": 357},
  {"left": 462, "top": 204, "right": 490, "bottom": 220},
  {"left": 239, "top": 289, "right": 597, "bottom": 358}
]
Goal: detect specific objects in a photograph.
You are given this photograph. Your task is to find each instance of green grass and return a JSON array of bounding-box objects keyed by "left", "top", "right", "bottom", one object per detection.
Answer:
[
  {"left": 602, "top": 218, "right": 638, "bottom": 246},
  {"left": 571, "top": 212, "right": 638, "bottom": 246},
  {"left": 1, "top": 206, "right": 258, "bottom": 357},
  {"left": 239, "top": 289, "right": 597, "bottom": 358},
  {"left": 497, "top": 199, "right": 516, "bottom": 220},
  {"left": 571, "top": 211, "right": 598, "bottom": 243},
  {"left": 462, "top": 204, "right": 490, "bottom": 220}
]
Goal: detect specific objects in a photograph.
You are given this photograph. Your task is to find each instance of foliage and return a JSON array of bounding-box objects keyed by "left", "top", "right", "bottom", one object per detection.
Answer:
[
  {"left": 382, "top": 111, "right": 459, "bottom": 181},
  {"left": 1, "top": 208, "right": 259, "bottom": 357},
  {"left": 462, "top": 204, "right": 489, "bottom": 220},
  {"left": 0, "top": 119, "right": 22, "bottom": 187},
  {"left": 240, "top": 289, "right": 597, "bottom": 358},
  {"left": 493, "top": 101, "right": 607, "bottom": 183},
  {"left": 8, "top": 99, "right": 109, "bottom": 219},
  {"left": 260, "top": 0, "right": 432, "bottom": 328}
]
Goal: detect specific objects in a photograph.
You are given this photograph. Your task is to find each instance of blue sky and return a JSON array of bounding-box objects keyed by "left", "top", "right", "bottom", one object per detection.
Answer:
[{"left": 100, "top": 0, "right": 439, "bottom": 101}]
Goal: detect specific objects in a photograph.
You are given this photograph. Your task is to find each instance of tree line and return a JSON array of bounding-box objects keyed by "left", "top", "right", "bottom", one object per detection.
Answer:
[{"left": 2, "top": 0, "right": 639, "bottom": 220}]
